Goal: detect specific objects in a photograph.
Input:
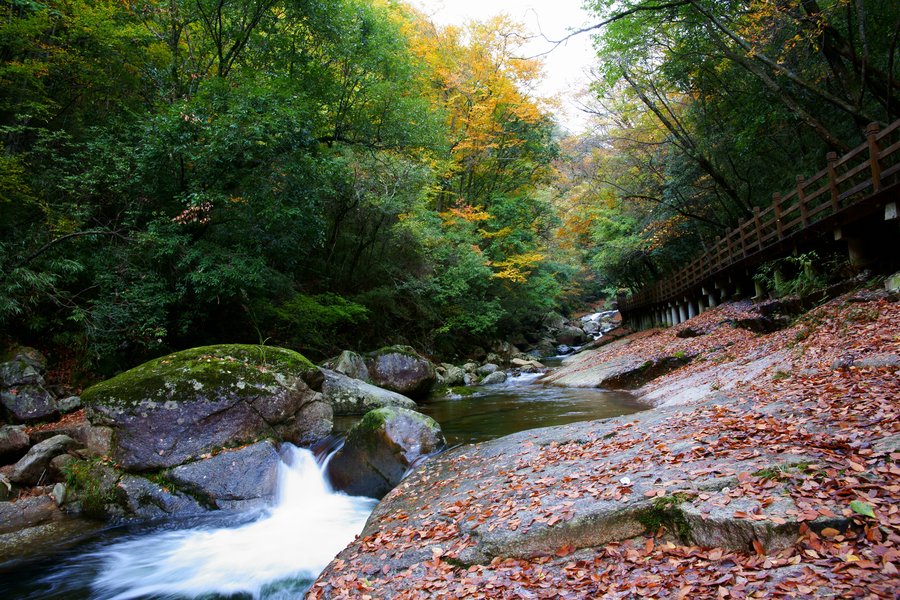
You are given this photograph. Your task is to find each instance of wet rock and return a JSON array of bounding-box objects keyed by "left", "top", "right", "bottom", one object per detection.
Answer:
[
  {"left": 82, "top": 344, "right": 330, "bottom": 471},
  {"left": 322, "top": 370, "right": 417, "bottom": 416},
  {"left": 84, "top": 425, "right": 113, "bottom": 457},
  {"left": 168, "top": 441, "right": 280, "bottom": 511},
  {"left": 118, "top": 474, "right": 206, "bottom": 519},
  {"left": 0, "top": 425, "right": 30, "bottom": 463},
  {"left": 48, "top": 453, "right": 76, "bottom": 483},
  {"left": 479, "top": 371, "right": 507, "bottom": 385},
  {"left": 0, "top": 495, "right": 60, "bottom": 534},
  {"left": 365, "top": 346, "right": 436, "bottom": 399},
  {"left": 555, "top": 325, "right": 588, "bottom": 346},
  {"left": 327, "top": 407, "right": 445, "bottom": 499},
  {"left": 831, "top": 353, "right": 900, "bottom": 370},
  {"left": 57, "top": 396, "right": 82, "bottom": 413},
  {"left": 321, "top": 351, "right": 370, "bottom": 382},
  {"left": 10, "top": 435, "right": 78, "bottom": 486},
  {"left": 675, "top": 326, "right": 703, "bottom": 338}
]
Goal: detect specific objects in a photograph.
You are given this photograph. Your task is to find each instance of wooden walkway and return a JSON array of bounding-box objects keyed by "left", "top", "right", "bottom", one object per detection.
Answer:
[{"left": 619, "top": 120, "right": 900, "bottom": 320}]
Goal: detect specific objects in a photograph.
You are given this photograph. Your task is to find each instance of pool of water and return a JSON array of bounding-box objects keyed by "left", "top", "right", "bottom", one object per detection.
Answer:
[{"left": 417, "top": 373, "right": 649, "bottom": 445}]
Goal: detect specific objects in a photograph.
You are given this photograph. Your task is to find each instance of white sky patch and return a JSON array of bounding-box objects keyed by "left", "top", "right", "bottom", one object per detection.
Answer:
[{"left": 412, "top": 0, "right": 598, "bottom": 134}]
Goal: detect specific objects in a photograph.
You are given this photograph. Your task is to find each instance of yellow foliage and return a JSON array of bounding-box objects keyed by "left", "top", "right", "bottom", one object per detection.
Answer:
[{"left": 491, "top": 251, "right": 544, "bottom": 283}]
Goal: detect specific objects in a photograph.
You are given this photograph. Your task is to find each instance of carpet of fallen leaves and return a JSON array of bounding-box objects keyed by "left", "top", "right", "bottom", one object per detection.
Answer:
[{"left": 311, "top": 290, "right": 899, "bottom": 599}]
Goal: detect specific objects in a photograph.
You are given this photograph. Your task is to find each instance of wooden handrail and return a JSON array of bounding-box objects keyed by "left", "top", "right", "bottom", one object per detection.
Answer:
[{"left": 620, "top": 120, "right": 900, "bottom": 314}]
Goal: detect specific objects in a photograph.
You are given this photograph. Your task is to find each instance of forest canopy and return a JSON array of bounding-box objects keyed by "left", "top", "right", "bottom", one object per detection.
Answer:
[{"left": 1, "top": 0, "right": 897, "bottom": 371}]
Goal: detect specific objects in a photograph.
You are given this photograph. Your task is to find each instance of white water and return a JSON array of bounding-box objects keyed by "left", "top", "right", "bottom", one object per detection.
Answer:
[{"left": 88, "top": 445, "right": 376, "bottom": 600}]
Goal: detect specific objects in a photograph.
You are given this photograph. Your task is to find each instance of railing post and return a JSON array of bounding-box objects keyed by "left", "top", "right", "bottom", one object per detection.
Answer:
[
  {"left": 773, "top": 192, "right": 784, "bottom": 239},
  {"left": 753, "top": 206, "right": 762, "bottom": 249},
  {"left": 826, "top": 152, "right": 839, "bottom": 212},
  {"left": 797, "top": 175, "right": 809, "bottom": 226},
  {"left": 866, "top": 123, "right": 882, "bottom": 192}
]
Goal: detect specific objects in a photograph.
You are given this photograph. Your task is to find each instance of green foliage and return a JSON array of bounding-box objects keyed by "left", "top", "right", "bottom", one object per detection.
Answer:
[
  {"left": 753, "top": 252, "right": 827, "bottom": 298},
  {"left": 271, "top": 293, "right": 369, "bottom": 355},
  {"left": 63, "top": 459, "right": 120, "bottom": 519}
]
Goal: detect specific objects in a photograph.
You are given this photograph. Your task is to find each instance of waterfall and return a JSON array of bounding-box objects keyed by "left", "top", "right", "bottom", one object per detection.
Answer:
[{"left": 87, "top": 445, "right": 376, "bottom": 600}]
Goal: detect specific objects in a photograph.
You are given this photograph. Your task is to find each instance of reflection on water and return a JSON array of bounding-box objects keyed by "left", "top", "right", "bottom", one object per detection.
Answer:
[{"left": 419, "top": 373, "right": 648, "bottom": 445}]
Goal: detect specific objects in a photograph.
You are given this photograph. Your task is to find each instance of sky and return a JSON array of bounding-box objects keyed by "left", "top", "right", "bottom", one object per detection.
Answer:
[{"left": 411, "top": 0, "right": 598, "bottom": 133}]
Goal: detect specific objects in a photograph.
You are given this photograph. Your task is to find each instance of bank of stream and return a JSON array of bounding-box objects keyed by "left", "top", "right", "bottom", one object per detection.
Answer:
[{"left": 0, "top": 370, "right": 648, "bottom": 599}]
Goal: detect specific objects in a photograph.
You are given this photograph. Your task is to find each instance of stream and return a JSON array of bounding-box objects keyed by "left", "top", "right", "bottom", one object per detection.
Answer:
[{"left": 0, "top": 371, "right": 647, "bottom": 599}]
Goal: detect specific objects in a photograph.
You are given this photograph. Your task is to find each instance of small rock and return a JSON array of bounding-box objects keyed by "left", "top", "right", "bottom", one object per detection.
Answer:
[
  {"left": 49, "top": 453, "right": 76, "bottom": 483},
  {"left": 118, "top": 474, "right": 206, "bottom": 519},
  {"left": 439, "top": 364, "right": 466, "bottom": 387},
  {"left": 10, "top": 435, "right": 78, "bottom": 486},
  {"left": 51, "top": 483, "right": 67, "bottom": 505}
]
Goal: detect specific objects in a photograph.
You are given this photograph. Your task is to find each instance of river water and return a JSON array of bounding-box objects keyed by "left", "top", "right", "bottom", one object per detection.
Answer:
[{"left": 0, "top": 372, "right": 647, "bottom": 599}]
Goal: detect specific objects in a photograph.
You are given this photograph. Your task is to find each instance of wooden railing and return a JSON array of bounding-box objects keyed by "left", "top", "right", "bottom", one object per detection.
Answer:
[{"left": 620, "top": 120, "right": 900, "bottom": 315}]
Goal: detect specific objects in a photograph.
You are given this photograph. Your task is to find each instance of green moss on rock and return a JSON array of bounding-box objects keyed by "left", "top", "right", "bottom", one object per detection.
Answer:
[{"left": 82, "top": 344, "right": 316, "bottom": 410}]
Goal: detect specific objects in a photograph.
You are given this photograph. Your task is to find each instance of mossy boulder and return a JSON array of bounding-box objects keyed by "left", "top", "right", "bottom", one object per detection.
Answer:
[
  {"left": 365, "top": 346, "right": 436, "bottom": 400},
  {"left": 326, "top": 406, "right": 445, "bottom": 499},
  {"left": 82, "top": 345, "right": 331, "bottom": 471}
]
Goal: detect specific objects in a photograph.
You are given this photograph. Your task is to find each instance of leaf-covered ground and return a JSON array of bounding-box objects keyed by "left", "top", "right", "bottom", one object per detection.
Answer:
[{"left": 311, "top": 291, "right": 899, "bottom": 599}]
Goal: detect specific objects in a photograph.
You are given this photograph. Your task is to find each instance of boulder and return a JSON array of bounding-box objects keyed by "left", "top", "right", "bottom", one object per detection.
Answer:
[
  {"left": 510, "top": 358, "right": 545, "bottom": 370},
  {"left": 82, "top": 344, "right": 331, "bottom": 471},
  {"left": 582, "top": 321, "right": 601, "bottom": 336},
  {"left": 475, "top": 363, "right": 499, "bottom": 376},
  {"left": 0, "top": 426, "right": 30, "bottom": 464},
  {"left": 10, "top": 435, "right": 78, "bottom": 486},
  {"left": 0, "top": 384, "right": 58, "bottom": 423},
  {"left": 365, "top": 346, "right": 436, "bottom": 400},
  {"left": 327, "top": 407, "right": 445, "bottom": 499},
  {"left": 438, "top": 364, "right": 466, "bottom": 387},
  {"left": 321, "top": 351, "right": 370, "bottom": 382},
  {"left": 322, "top": 370, "right": 417, "bottom": 416},
  {"left": 168, "top": 441, "right": 280, "bottom": 511},
  {"left": 555, "top": 325, "right": 588, "bottom": 346},
  {"left": 0, "top": 358, "right": 44, "bottom": 387},
  {"left": 479, "top": 371, "right": 507, "bottom": 385},
  {"left": 462, "top": 362, "right": 480, "bottom": 374},
  {"left": 118, "top": 474, "right": 206, "bottom": 519},
  {"left": 542, "top": 311, "right": 567, "bottom": 332}
]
